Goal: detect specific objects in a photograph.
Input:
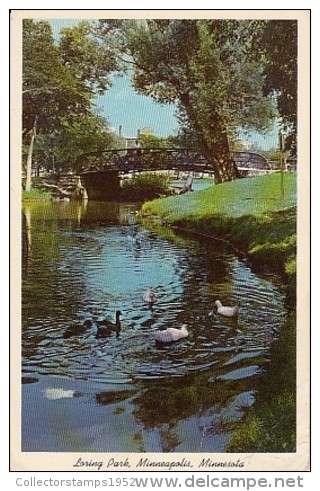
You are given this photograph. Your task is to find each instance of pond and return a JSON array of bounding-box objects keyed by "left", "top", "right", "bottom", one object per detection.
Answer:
[{"left": 21, "top": 197, "right": 287, "bottom": 452}]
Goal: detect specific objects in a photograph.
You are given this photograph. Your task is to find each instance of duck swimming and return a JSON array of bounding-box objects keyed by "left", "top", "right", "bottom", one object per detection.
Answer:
[
  {"left": 96, "top": 310, "right": 122, "bottom": 338},
  {"left": 155, "top": 325, "right": 189, "bottom": 344},
  {"left": 214, "top": 300, "right": 239, "bottom": 318},
  {"left": 143, "top": 288, "right": 158, "bottom": 308},
  {"left": 63, "top": 319, "right": 93, "bottom": 339}
]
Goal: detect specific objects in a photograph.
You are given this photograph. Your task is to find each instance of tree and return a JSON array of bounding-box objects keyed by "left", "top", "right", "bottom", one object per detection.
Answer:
[
  {"left": 22, "top": 20, "right": 90, "bottom": 189},
  {"left": 138, "top": 133, "right": 172, "bottom": 149},
  {"left": 95, "top": 19, "right": 276, "bottom": 183},
  {"left": 23, "top": 20, "right": 92, "bottom": 137},
  {"left": 22, "top": 19, "right": 120, "bottom": 188},
  {"left": 261, "top": 20, "right": 297, "bottom": 153},
  {"left": 264, "top": 147, "right": 289, "bottom": 164},
  {"left": 58, "top": 21, "right": 120, "bottom": 94},
  {"left": 33, "top": 113, "right": 120, "bottom": 174}
]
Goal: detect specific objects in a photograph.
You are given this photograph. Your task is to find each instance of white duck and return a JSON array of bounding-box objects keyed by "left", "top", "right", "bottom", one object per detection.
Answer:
[
  {"left": 155, "top": 325, "right": 189, "bottom": 344},
  {"left": 143, "top": 288, "right": 158, "bottom": 305},
  {"left": 214, "top": 300, "right": 239, "bottom": 318}
]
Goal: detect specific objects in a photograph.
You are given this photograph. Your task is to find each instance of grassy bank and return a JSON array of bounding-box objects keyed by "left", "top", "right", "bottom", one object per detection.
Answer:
[
  {"left": 143, "top": 173, "right": 296, "bottom": 296},
  {"left": 142, "top": 173, "right": 297, "bottom": 452},
  {"left": 228, "top": 312, "right": 296, "bottom": 452}
]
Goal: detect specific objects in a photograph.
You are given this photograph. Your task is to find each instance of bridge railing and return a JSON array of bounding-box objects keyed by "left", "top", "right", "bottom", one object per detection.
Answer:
[
  {"left": 232, "top": 151, "right": 270, "bottom": 169},
  {"left": 76, "top": 148, "right": 270, "bottom": 175},
  {"left": 76, "top": 147, "right": 209, "bottom": 174}
]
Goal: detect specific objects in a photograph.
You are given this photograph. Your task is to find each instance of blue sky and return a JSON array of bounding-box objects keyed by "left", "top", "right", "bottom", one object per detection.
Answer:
[
  {"left": 95, "top": 76, "right": 280, "bottom": 149},
  {"left": 49, "top": 18, "right": 279, "bottom": 149},
  {"left": 50, "top": 18, "right": 179, "bottom": 138},
  {"left": 95, "top": 75, "right": 179, "bottom": 138}
]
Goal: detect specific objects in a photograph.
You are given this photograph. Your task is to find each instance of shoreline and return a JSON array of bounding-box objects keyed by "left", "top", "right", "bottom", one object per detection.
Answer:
[{"left": 141, "top": 173, "right": 297, "bottom": 452}]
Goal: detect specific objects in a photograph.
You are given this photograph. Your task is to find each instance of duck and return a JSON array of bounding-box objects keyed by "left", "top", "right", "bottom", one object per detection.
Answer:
[
  {"left": 96, "top": 310, "right": 122, "bottom": 338},
  {"left": 143, "top": 288, "right": 158, "bottom": 305},
  {"left": 214, "top": 300, "right": 239, "bottom": 318},
  {"left": 63, "top": 319, "right": 93, "bottom": 339},
  {"left": 155, "top": 325, "right": 189, "bottom": 344}
]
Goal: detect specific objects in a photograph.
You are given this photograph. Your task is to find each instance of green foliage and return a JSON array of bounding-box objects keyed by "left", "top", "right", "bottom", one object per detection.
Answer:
[
  {"left": 138, "top": 133, "right": 172, "bottom": 149},
  {"left": 261, "top": 21, "right": 298, "bottom": 152},
  {"left": 59, "top": 21, "right": 119, "bottom": 94},
  {"left": 23, "top": 19, "right": 91, "bottom": 136},
  {"left": 33, "top": 113, "right": 119, "bottom": 173},
  {"left": 22, "top": 188, "right": 51, "bottom": 201},
  {"left": 96, "top": 19, "right": 277, "bottom": 182},
  {"left": 285, "top": 255, "right": 296, "bottom": 276},
  {"left": 23, "top": 20, "right": 122, "bottom": 138},
  {"left": 22, "top": 19, "right": 122, "bottom": 177},
  {"left": 121, "top": 172, "right": 170, "bottom": 199},
  {"left": 249, "top": 234, "right": 296, "bottom": 272},
  {"left": 264, "top": 147, "right": 289, "bottom": 163},
  {"left": 228, "top": 393, "right": 296, "bottom": 452}
]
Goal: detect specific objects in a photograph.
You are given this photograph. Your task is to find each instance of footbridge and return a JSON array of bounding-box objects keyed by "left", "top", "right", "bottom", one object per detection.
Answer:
[{"left": 75, "top": 148, "right": 270, "bottom": 200}]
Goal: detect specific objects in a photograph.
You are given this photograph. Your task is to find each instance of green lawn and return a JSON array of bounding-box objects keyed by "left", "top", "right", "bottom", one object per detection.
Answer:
[{"left": 143, "top": 172, "right": 296, "bottom": 220}]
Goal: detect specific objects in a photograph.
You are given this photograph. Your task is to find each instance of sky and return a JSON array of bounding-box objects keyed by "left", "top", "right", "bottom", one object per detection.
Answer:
[
  {"left": 95, "top": 75, "right": 179, "bottom": 138},
  {"left": 50, "top": 18, "right": 179, "bottom": 138},
  {"left": 49, "top": 17, "right": 280, "bottom": 149}
]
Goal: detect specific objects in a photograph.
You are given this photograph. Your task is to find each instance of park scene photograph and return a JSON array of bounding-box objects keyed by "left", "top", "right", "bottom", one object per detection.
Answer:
[{"left": 14, "top": 11, "right": 310, "bottom": 469}]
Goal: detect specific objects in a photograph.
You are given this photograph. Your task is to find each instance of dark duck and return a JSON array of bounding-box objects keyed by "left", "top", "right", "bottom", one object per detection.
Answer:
[
  {"left": 63, "top": 319, "right": 93, "bottom": 339},
  {"left": 96, "top": 310, "right": 122, "bottom": 338}
]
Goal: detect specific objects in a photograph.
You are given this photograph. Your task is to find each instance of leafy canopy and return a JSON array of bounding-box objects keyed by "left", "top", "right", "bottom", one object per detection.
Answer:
[
  {"left": 94, "top": 19, "right": 277, "bottom": 182},
  {"left": 261, "top": 20, "right": 297, "bottom": 152},
  {"left": 32, "top": 113, "right": 120, "bottom": 173},
  {"left": 22, "top": 19, "right": 122, "bottom": 174},
  {"left": 23, "top": 20, "right": 91, "bottom": 136}
]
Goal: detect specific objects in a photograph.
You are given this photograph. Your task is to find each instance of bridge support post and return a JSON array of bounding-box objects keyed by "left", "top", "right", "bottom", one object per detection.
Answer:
[{"left": 80, "top": 171, "right": 121, "bottom": 200}]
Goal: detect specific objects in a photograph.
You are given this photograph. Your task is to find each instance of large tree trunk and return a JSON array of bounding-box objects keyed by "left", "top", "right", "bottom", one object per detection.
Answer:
[
  {"left": 199, "top": 130, "right": 240, "bottom": 184},
  {"left": 210, "top": 130, "right": 240, "bottom": 183},
  {"left": 25, "top": 117, "right": 37, "bottom": 192},
  {"left": 180, "top": 93, "right": 239, "bottom": 183}
]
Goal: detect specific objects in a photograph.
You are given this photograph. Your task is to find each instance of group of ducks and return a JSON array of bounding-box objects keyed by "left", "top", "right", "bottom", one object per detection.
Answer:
[
  {"left": 63, "top": 287, "right": 240, "bottom": 344},
  {"left": 154, "top": 297, "right": 239, "bottom": 344},
  {"left": 63, "top": 312, "right": 122, "bottom": 340}
]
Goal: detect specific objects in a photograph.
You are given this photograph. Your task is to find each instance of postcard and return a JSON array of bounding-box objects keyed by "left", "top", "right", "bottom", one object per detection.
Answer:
[{"left": 10, "top": 9, "right": 310, "bottom": 472}]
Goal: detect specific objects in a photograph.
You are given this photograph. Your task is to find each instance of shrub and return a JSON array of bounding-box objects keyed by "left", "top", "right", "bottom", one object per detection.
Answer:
[{"left": 121, "top": 172, "right": 171, "bottom": 199}]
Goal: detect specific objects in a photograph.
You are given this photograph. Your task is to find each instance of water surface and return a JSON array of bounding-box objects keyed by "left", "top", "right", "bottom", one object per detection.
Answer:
[{"left": 22, "top": 198, "right": 286, "bottom": 452}]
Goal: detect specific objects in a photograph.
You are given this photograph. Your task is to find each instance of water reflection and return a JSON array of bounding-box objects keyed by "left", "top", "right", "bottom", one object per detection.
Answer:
[{"left": 22, "top": 199, "right": 286, "bottom": 452}]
